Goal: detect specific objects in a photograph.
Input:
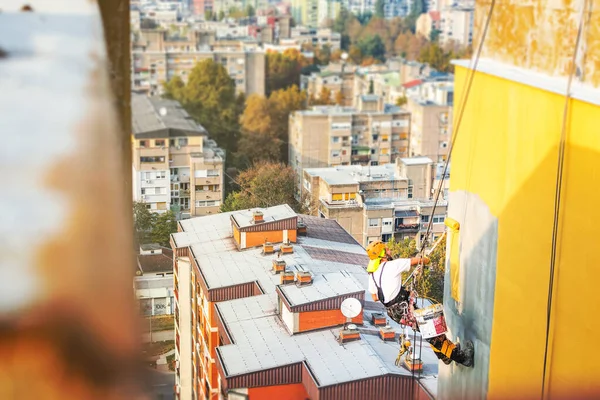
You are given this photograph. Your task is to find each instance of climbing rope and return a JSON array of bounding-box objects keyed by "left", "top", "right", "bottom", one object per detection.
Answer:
[{"left": 541, "top": 1, "right": 589, "bottom": 398}]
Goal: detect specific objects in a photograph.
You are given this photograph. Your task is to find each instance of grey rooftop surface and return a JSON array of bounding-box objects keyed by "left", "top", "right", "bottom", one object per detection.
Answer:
[
  {"left": 132, "top": 93, "right": 207, "bottom": 137},
  {"left": 173, "top": 205, "right": 440, "bottom": 386},
  {"left": 304, "top": 164, "right": 402, "bottom": 186},
  {"left": 401, "top": 156, "right": 434, "bottom": 166}
]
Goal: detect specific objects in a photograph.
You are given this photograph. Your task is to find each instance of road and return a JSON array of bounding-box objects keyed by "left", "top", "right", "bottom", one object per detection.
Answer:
[
  {"left": 142, "top": 367, "right": 175, "bottom": 400},
  {"left": 142, "top": 329, "right": 174, "bottom": 343}
]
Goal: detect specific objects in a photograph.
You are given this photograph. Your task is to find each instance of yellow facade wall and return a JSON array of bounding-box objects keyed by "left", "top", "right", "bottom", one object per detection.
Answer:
[{"left": 452, "top": 65, "right": 600, "bottom": 398}]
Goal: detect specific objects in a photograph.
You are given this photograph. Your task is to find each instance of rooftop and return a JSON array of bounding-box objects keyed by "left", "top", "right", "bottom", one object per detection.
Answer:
[
  {"left": 401, "top": 156, "right": 434, "bottom": 166},
  {"left": 403, "top": 79, "right": 424, "bottom": 89},
  {"left": 304, "top": 164, "right": 401, "bottom": 186},
  {"left": 172, "top": 207, "right": 439, "bottom": 387},
  {"left": 132, "top": 94, "right": 207, "bottom": 138},
  {"left": 138, "top": 248, "right": 174, "bottom": 274}
]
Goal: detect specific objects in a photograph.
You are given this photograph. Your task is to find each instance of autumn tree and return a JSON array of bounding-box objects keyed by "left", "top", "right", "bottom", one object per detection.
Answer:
[
  {"left": 335, "top": 90, "right": 344, "bottom": 105},
  {"left": 396, "top": 95, "right": 408, "bottom": 106},
  {"left": 315, "top": 45, "right": 332, "bottom": 65},
  {"left": 221, "top": 162, "right": 309, "bottom": 213},
  {"left": 348, "top": 45, "right": 363, "bottom": 64},
  {"left": 265, "top": 49, "right": 308, "bottom": 95},
  {"left": 162, "top": 59, "right": 243, "bottom": 155},
  {"left": 237, "top": 86, "right": 307, "bottom": 165}
]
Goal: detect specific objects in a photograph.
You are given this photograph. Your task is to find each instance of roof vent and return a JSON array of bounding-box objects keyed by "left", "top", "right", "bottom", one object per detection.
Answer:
[
  {"left": 280, "top": 242, "right": 293, "bottom": 254},
  {"left": 339, "top": 325, "right": 360, "bottom": 343},
  {"left": 272, "top": 259, "right": 286, "bottom": 274},
  {"left": 297, "top": 221, "right": 307, "bottom": 236},
  {"left": 371, "top": 312, "right": 387, "bottom": 326},
  {"left": 253, "top": 210, "right": 264, "bottom": 223},
  {"left": 263, "top": 241, "right": 275, "bottom": 255},
  {"left": 280, "top": 270, "right": 295, "bottom": 285},
  {"left": 295, "top": 271, "right": 313, "bottom": 287},
  {"left": 379, "top": 326, "right": 395, "bottom": 342}
]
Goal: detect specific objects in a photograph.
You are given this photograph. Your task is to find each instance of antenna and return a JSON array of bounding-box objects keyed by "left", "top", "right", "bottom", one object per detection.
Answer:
[{"left": 340, "top": 298, "right": 362, "bottom": 329}]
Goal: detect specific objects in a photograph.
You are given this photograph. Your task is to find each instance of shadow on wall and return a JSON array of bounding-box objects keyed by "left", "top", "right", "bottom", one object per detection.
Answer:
[{"left": 438, "top": 190, "right": 498, "bottom": 400}]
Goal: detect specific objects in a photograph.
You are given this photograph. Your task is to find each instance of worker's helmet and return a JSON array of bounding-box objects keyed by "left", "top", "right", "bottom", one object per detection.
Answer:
[{"left": 366, "top": 240, "right": 387, "bottom": 260}]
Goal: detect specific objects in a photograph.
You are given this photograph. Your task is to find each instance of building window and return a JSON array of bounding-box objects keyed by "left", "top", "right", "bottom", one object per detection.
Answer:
[
  {"left": 156, "top": 171, "right": 166, "bottom": 179},
  {"left": 195, "top": 200, "right": 220, "bottom": 207},
  {"left": 368, "top": 218, "right": 379, "bottom": 227},
  {"left": 421, "top": 215, "right": 430, "bottom": 222},
  {"left": 140, "top": 156, "right": 165, "bottom": 163},
  {"left": 372, "top": 134, "right": 379, "bottom": 141},
  {"left": 381, "top": 233, "right": 392, "bottom": 242},
  {"left": 155, "top": 139, "right": 165, "bottom": 147},
  {"left": 139, "top": 140, "right": 148, "bottom": 148},
  {"left": 331, "top": 151, "right": 340, "bottom": 158},
  {"left": 408, "top": 186, "right": 413, "bottom": 198},
  {"left": 370, "top": 149, "right": 376, "bottom": 155},
  {"left": 169, "top": 139, "right": 176, "bottom": 146},
  {"left": 178, "top": 138, "right": 188, "bottom": 146},
  {"left": 332, "top": 137, "right": 340, "bottom": 143},
  {"left": 207, "top": 170, "right": 219, "bottom": 177},
  {"left": 433, "top": 215, "right": 445, "bottom": 224},
  {"left": 382, "top": 135, "right": 389, "bottom": 142}
]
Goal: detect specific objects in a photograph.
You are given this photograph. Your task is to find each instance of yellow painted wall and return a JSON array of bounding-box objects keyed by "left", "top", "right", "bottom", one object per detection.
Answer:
[{"left": 452, "top": 65, "right": 600, "bottom": 398}]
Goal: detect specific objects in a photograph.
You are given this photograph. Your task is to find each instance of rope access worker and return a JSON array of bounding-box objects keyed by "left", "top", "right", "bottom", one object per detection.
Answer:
[{"left": 366, "top": 240, "right": 474, "bottom": 367}]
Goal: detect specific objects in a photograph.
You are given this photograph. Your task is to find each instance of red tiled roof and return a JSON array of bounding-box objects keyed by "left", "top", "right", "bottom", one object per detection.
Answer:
[
  {"left": 403, "top": 79, "right": 423, "bottom": 89},
  {"left": 429, "top": 11, "right": 441, "bottom": 21}
]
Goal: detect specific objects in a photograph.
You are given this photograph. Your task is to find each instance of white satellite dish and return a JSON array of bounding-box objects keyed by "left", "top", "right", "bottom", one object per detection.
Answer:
[
  {"left": 340, "top": 298, "right": 362, "bottom": 319},
  {"left": 159, "top": 107, "right": 167, "bottom": 116}
]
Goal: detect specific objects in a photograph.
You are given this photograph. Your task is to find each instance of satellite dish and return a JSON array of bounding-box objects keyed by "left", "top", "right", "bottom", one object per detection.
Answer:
[
  {"left": 340, "top": 298, "right": 362, "bottom": 319},
  {"left": 159, "top": 107, "right": 167, "bottom": 116}
]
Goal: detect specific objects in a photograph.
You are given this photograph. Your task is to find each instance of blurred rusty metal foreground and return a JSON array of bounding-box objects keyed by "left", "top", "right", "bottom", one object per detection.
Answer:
[{"left": 0, "top": 1, "right": 143, "bottom": 399}]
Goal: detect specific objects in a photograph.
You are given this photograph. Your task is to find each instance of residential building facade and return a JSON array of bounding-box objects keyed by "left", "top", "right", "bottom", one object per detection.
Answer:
[
  {"left": 439, "top": 6, "right": 474, "bottom": 48},
  {"left": 171, "top": 205, "right": 438, "bottom": 400},
  {"left": 289, "top": 97, "right": 411, "bottom": 194},
  {"left": 406, "top": 80, "right": 453, "bottom": 163},
  {"left": 290, "top": 26, "right": 342, "bottom": 50},
  {"left": 132, "top": 94, "right": 225, "bottom": 218},
  {"left": 303, "top": 157, "right": 447, "bottom": 247},
  {"left": 416, "top": 10, "right": 441, "bottom": 39},
  {"left": 132, "top": 29, "right": 265, "bottom": 96}
]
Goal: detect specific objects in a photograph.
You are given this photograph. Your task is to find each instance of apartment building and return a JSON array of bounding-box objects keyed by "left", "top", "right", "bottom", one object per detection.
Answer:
[
  {"left": 171, "top": 205, "right": 438, "bottom": 400},
  {"left": 132, "top": 94, "right": 225, "bottom": 218},
  {"left": 318, "top": 0, "right": 342, "bottom": 25},
  {"left": 439, "top": 6, "right": 474, "bottom": 47},
  {"left": 290, "top": 26, "right": 342, "bottom": 50},
  {"left": 416, "top": 10, "right": 441, "bottom": 39},
  {"left": 406, "top": 81, "right": 454, "bottom": 162},
  {"left": 291, "top": 0, "right": 319, "bottom": 27},
  {"left": 303, "top": 157, "right": 447, "bottom": 247},
  {"left": 132, "top": 29, "right": 265, "bottom": 96},
  {"left": 289, "top": 96, "right": 411, "bottom": 193}
]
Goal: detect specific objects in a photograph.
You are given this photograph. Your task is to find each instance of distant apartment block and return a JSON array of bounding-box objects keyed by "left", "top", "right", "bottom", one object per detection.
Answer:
[
  {"left": 317, "top": 0, "right": 342, "bottom": 25},
  {"left": 439, "top": 6, "right": 474, "bottom": 47},
  {"left": 290, "top": 26, "right": 342, "bottom": 50},
  {"left": 171, "top": 205, "right": 438, "bottom": 399},
  {"left": 289, "top": 96, "right": 411, "bottom": 192},
  {"left": 291, "top": 0, "right": 320, "bottom": 27},
  {"left": 416, "top": 10, "right": 441, "bottom": 39},
  {"left": 132, "top": 29, "right": 265, "bottom": 96},
  {"left": 303, "top": 157, "right": 447, "bottom": 247},
  {"left": 406, "top": 81, "right": 454, "bottom": 162},
  {"left": 132, "top": 94, "right": 225, "bottom": 218}
]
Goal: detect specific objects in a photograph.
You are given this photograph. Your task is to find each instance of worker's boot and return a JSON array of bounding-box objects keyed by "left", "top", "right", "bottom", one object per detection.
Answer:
[{"left": 453, "top": 340, "right": 474, "bottom": 367}]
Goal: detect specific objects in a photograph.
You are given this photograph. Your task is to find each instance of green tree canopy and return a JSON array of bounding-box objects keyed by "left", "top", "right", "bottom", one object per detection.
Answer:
[
  {"left": 357, "top": 34, "right": 386, "bottom": 61},
  {"left": 133, "top": 201, "right": 154, "bottom": 245},
  {"left": 150, "top": 211, "right": 178, "bottom": 247},
  {"left": 221, "top": 162, "right": 308, "bottom": 213},
  {"left": 162, "top": 59, "right": 242, "bottom": 154},
  {"left": 133, "top": 203, "right": 178, "bottom": 248}
]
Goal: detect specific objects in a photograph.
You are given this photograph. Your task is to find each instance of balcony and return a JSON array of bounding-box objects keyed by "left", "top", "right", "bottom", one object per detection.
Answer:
[
  {"left": 180, "top": 189, "right": 190, "bottom": 197},
  {"left": 195, "top": 177, "right": 220, "bottom": 186},
  {"left": 395, "top": 223, "right": 420, "bottom": 232}
]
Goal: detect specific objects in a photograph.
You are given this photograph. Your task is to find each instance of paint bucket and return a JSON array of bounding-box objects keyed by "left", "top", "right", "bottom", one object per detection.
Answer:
[{"left": 413, "top": 304, "right": 448, "bottom": 339}]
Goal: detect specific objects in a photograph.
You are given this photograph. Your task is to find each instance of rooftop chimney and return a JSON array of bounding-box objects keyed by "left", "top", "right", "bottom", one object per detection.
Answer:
[
  {"left": 339, "top": 324, "right": 361, "bottom": 343},
  {"left": 253, "top": 210, "right": 264, "bottom": 223},
  {"left": 263, "top": 241, "right": 275, "bottom": 254},
  {"left": 379, "top": 326, "right": 395, "bottom": 342},
  {"left": 280, "top": 242, "right": 293, "bottom": 254},
  {"left": 272, "top": 259, "right": 286, "bottom": 274},
  {"left": 295, "top": 271, "right": 313, "bottom": 287},
  {"left": 297, "top": 221, "right": 307, "bottom": 236},
  {"left": 280, "top": 271, "right": 295, "bottom": 285},
  {"left": 371, "top": 312, "right": 387, "bottom": 326}
]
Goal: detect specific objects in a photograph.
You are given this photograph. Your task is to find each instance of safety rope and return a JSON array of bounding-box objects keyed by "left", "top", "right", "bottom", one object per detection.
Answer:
[{"left": 541, "top": 1, "right": 589, "bottom": 398}]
